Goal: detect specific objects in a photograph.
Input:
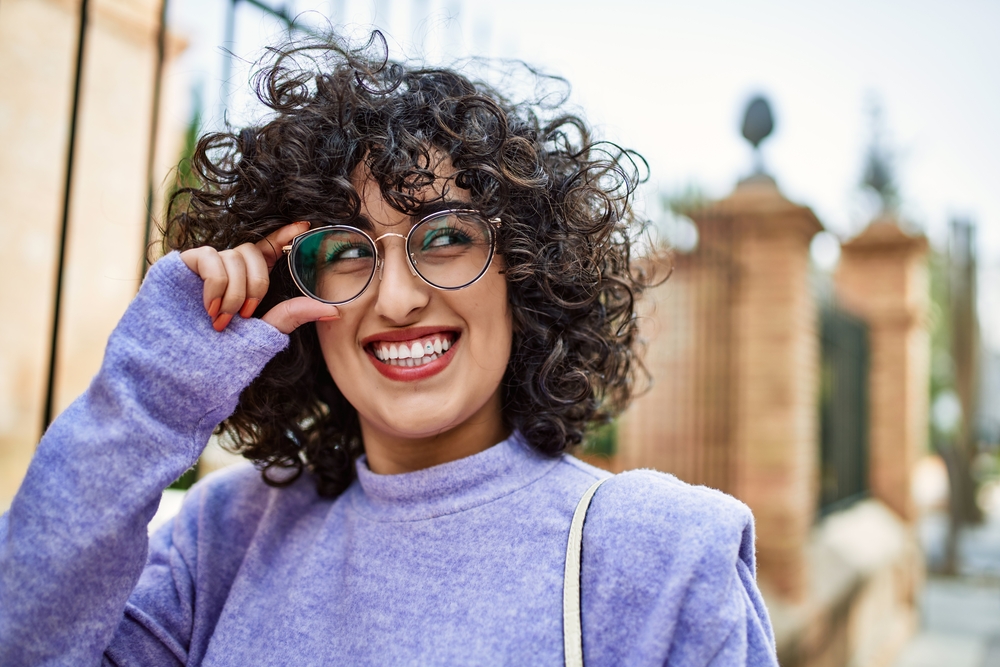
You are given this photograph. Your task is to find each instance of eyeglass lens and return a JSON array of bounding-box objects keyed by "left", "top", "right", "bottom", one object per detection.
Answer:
[{"left": 289, "top": 211, "right": 493, "bottom": 304}]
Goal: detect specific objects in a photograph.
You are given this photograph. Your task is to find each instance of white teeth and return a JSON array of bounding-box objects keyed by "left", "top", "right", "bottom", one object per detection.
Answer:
[
  {"left": 371, "top": 334, "right": 456, "bottom": 367},
  {"left": 375, "top": 351, "right": 442, "bottom": 367}
]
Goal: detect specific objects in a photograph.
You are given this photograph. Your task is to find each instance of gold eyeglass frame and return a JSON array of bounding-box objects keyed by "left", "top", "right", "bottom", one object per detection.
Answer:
[{"left": 282, "top": 208, "right": 502, "bottom": 306}]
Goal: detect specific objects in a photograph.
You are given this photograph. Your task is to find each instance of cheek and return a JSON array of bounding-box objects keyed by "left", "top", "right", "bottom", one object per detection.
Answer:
[
  {"left": 315, "top": 316, "right": 362, "bottom": 380},
  {"left": 462, "top": 282, "right": 513, "bottom": 375}
]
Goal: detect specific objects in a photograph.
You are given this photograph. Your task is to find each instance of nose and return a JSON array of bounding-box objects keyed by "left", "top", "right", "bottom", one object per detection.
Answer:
[{"left": 372, "top": 236, "right": 429, "bottom": 323}]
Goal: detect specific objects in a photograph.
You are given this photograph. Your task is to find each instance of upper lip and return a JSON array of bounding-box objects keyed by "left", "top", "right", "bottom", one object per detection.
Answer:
[{"left": 360, "top": 326, "right": 460, "bottom": 346}]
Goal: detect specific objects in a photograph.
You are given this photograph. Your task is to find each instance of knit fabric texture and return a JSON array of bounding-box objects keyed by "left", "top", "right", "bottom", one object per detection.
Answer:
[{"left": 0, "top": 252, "right": 778, "bottom": 666}]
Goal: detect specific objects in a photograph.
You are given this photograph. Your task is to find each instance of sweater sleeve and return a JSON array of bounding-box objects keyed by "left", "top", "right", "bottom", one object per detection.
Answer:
[{"left": 0, "top": 252, "right": 289, "bottom": 667}]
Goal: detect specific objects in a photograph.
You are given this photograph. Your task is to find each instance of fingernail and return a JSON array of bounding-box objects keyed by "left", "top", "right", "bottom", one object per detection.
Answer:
[
  {"left": 318, "top": 315, "right": 340, "bottom": 322},
  {"left": 239, "top": 298, "right": 260, "bottom": 318},
  {"left": 212, "top": 313, "right": 233, "bottom": 332},
  {"left": 207, "top": 298, "right": 222, "bottom": 318}
]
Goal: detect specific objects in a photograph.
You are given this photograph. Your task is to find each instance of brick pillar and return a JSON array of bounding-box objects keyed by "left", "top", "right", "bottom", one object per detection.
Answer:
[
  {"left": 835, "top": 218, "right": 929, "bottom": 522},
  {"left": 616, "top": 237, "right": 740, "bottom": 491},
  {"left": 693, "top": 175, "right": 822, "bottom": 602}
]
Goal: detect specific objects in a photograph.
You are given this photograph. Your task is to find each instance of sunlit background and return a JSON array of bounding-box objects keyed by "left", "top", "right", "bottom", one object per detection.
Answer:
[
  {"left": 2, "top": 1, "right": 999, "bottom": 665},
  {"left": 168, "top": 0, "right": 1000, "bottom": 334}
]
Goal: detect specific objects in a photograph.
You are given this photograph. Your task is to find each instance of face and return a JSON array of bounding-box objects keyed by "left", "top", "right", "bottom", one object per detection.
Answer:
[{"left": 315, "top": 158, "right": 513, "bottom": 447}]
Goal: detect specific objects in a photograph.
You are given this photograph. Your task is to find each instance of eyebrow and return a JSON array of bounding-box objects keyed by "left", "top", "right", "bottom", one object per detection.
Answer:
[
  {"left": 411, "top": 199, "right": 474, "bottom": 218},
  {"left": 346, "top": 199, "right": 474, "bottom": 231},
  {"left": 344, "top": 213, "right": 376, "bottom": 233}
]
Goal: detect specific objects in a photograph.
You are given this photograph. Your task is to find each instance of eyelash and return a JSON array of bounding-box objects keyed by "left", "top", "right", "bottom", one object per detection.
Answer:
[
  {"left": 421, "top": 227, "right": 472, "bottom": 249},
  {"left": 324, "top": 241, "right": 372, "bottom": 262}
]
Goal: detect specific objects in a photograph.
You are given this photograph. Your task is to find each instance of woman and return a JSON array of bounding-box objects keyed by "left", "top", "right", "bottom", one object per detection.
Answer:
[{"left": 0, "top": 35, "right": 777, "bottom": 666}]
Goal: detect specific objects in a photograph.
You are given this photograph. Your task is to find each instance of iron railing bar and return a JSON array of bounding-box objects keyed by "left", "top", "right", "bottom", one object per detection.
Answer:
[
  {"left": 141, "top": 0, "right": 170, "bottom": 279},
  {"left": 42, "top": 0, "right": 90, "bottom": 432},
  {"left": 240, "top": 0, "right": 325, "bottom": 38},
  {"left": 219, "top": 0, "right": 236, "bottom": 122},
  {"left": 218, "top": 0, "right": 326, "bottom": 139}
]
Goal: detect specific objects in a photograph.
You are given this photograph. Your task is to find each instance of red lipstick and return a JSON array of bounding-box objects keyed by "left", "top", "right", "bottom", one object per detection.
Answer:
[{"left": 363, "top": 327, "right": 460, "bottom": 382}]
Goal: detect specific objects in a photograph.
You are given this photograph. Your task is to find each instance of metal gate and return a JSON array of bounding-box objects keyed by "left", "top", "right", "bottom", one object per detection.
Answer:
[{"left": 818, "top": 306, "right": 870, "bottom": 514}]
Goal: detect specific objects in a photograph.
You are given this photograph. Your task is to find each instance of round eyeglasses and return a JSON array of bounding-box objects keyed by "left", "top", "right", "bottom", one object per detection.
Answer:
[{"left": 282, "top": 209, "right": 501, "bottom": 305}]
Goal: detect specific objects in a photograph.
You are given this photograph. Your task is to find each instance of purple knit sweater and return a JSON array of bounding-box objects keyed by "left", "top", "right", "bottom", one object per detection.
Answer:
[{"left": 0, "top": 253, "right": 777, "bottom": 666}]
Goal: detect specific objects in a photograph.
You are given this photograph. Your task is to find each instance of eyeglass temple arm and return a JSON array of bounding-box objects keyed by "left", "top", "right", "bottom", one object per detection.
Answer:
[{"left": 281, "top": 231, "right": 309, "bottom": 254}]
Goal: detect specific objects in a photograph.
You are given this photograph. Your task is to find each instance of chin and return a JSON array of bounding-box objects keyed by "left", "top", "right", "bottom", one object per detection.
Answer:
[{"left": 368, "top": 400, "right": 473, "bottom": 440}]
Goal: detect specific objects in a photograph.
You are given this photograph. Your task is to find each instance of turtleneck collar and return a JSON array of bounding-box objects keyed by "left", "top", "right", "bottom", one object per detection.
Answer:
[{"left": 348, "top": 433, "right": 560, "bottom": 522}]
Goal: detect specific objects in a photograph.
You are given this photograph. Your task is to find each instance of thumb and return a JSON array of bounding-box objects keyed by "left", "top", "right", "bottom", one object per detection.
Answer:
[{"left": 261, "top": 297, "right": 340, "bottom": 334}]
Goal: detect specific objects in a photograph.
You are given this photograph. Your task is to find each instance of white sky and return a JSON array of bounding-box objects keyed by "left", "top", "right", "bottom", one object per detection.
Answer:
[{"left": 167, "top": 0, "right": 1000, "bottom": 345}]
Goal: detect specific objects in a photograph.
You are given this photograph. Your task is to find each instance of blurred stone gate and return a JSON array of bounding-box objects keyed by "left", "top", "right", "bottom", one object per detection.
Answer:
[{"left": 591, "top": 175, "right": 930, "bottom": 667}]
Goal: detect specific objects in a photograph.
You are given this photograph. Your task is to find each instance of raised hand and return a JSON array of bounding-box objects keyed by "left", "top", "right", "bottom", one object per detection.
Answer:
[{"left": 179, "top": 222, "right": 339, "bottom": 334}]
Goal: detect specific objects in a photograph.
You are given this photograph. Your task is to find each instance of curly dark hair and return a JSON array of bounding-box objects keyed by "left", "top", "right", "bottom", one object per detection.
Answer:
[{"left": 163, "top": 32, "right": 652, "bottom": 498}]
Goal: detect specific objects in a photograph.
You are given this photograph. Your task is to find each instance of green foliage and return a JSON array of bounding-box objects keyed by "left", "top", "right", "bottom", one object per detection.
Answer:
[
  {"left": 165, "top": 92, "right": 204, "bottom": 220},
  {"left": 168, "top": 464, "right": 198, "bottom": 491},
  {"left": 582, "top": 420, "right": 617, "bottom": 457},
  {"left": 659, "top": 184, "right": 709, "bottom": 217},
  {"left": 928, "top": 248, "right": 956, "bottom": 440}
]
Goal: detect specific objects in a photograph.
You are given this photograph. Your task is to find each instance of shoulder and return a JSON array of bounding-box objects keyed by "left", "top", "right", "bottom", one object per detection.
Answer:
[
  {"left": 559, "top": 456, "right": 752, "bottom": 535},
  {"left": 594, "top": 467, "right": 751, "bottom": 539},
  {"left": 569, "top": 462, "right": 757, "bottom": 580}
]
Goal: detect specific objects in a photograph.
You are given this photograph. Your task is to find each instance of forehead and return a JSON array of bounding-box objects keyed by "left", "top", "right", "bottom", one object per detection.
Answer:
[{"left": 349, "top": 151, "right": 472, "bottom": 232}]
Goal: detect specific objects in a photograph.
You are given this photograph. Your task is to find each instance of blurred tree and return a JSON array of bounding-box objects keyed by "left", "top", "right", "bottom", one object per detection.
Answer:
[
  {"left": 929, "top": 220, "right": 984, "bottom": 574},
  {"left": 861, "top": 102, "right": 900, "bottom": 214},
  {"left": 947, "top": 220, "right": 982, "bottom": 521}
]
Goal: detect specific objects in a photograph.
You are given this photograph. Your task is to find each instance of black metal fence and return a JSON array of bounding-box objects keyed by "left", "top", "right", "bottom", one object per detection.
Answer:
[{"left": 818, "top": 306, "right": 870, "bottom": 514}]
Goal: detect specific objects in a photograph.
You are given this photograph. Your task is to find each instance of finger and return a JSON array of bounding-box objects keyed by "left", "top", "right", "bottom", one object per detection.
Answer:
[
  {"left": 261, "top": 297, "right": 340, "bottom": 335},
  {"left": 217, "top": 250, "right": 248, "bottom": 317},
  {"left": 180, "top": 247, "right": 228, "bottom": 317},
  {"left": 256, "top": 221, "right": 311, "bottom": 269},
  {"left": 233, "top": 243, "right": 269, "bottom": 318}
]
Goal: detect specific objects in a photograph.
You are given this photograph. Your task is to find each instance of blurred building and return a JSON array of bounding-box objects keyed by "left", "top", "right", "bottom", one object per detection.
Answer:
[{"left": 0, "top": 0, "right": 187, "bottom": 508}]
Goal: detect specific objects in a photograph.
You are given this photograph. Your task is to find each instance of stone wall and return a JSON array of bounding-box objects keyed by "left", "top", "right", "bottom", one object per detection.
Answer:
[{"left": 0, "top": 0, "right": 187, "bottom": 509}]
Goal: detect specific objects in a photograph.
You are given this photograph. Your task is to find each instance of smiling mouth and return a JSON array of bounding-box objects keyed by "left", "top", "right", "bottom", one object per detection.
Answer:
[{"left": 367, "top": 332, "right": 458, "bottom": 367}]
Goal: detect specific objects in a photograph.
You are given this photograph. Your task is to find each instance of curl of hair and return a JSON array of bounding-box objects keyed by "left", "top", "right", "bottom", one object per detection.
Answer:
[{"left": 162, "top": 33, "right": 653, "bottom": 498}]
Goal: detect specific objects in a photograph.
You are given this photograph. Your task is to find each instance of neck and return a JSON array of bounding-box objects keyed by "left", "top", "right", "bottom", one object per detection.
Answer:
[{"left": 360, "top": 388, "right": 510, "bottom": 475}]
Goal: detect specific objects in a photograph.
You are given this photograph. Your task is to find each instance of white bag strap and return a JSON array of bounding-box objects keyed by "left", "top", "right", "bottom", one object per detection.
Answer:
[{"left": 563, "top": 477, "right": 610, "bottom": 667}]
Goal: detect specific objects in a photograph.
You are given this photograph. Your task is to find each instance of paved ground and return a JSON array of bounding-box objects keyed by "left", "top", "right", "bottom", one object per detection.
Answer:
[{"left": 894, "top": 508, "right": 1000, "bottom": 667}]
